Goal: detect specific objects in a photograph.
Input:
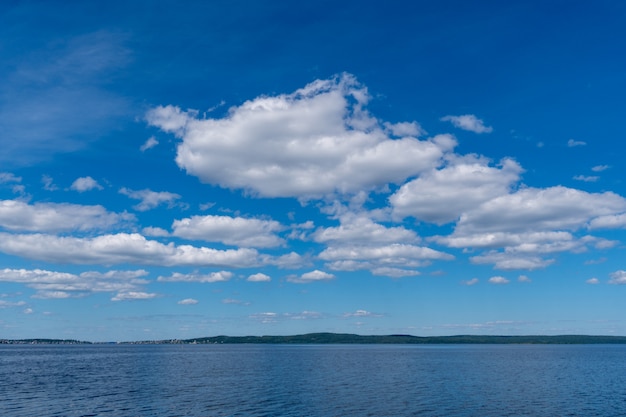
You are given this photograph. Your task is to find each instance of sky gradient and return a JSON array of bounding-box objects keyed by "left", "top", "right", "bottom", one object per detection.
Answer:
[{"left": 1, "top": 0, "right": 626, "bottom": 342}]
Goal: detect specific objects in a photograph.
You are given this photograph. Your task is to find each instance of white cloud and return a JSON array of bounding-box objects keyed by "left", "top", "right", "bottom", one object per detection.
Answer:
[
  {"left": 471, "top": 252, "right": 555, "bottom": 270},
  {"left": 313, "top": 215, "right": 417, "bottom": 245},
  {"left": 0, "top": 300, "right": 27, "bottom": 308},
  {"left": 71, "top": 176, "right": 103, "bottom": 192},
  {"left": 119, "top": 188, "right": 182, "bottom": 211},
  {"left": 518, "top": 275, "right": 531, "bottom": 283},
  {"left": 440, "top": 114, "right": 493, "bottom": 133},
  {"left": 586, "top": 278, "right": 600, "bottom": 285},
  {"left": 573, "top": 175, "right": 599, "bottom": 182},
  {"left": 41, "top": 175, "right": 58, "bottom": 191},
  {"left": 222, "top": 298, "right": 250, "bottom": 305},
  {"left": 178, "top": 298, "right": 198, "bottom": 305},
  {"left": 0, "top": 232, "right": 260, "bottom": 267},
  {"left": 371, "top": 267, "right": 420, "bottom": 278},
  {"left": 0, "top": 172, "right": 22, "bottom": 184},
  {"left": 592, "top": 165, "right": 610, "bottom": 172},
  {"left": 343, "top": 309, "right": 382, "bottom": 318},
  {"left": 609, "top": 270, "right": 626, "bottom": 285},
  {"left": 390, "top": 156, "right": 522, "bottom": 224},
  {"left": 147, "top": 73, "right": 455, "bottom": 199},
  {"left": 111, "top": 291, "right": 158, "bottom": 302},
  {"left": 287, "top": 269, "right": 334, "bottom": 284},
  {"left": 0, "top": 200, "right": 134, "bottom": 233},
  {"left": 461, "top": 278, "right": 479, "bottom": 286},
  {"left": 247, "top": 273, "right": 271, "bottom": 282},
  {"left": 567, "top": 139, "right": 586, "bottom": 147},
  {"left": 140, "top": 136, "right": 159, "bottom": 152},
  {"left": 488, "top": 276, "right": 510, "bottom": 284},
  {"left": 452, "top": 187, "right": 626, "bottom": 235},
  {"left": 384, "top": 121, "right": 427, "bottom": 137},
  {"left": 23, "top": 308, "right": 34, "bottom": 314},
  {"left": 142, "top": 226, "right": 170, "bottom": 237},
  {"left": 0, "top": 268, "right": 149, "bottom": 299},
  {"left": 320, "top": 244, "right": 453, "bottom": 264},
  {"left": 157, "top": 271, "right": 233, "bottom": 283},
  {"left": 588, "top": 213, "right": 626, "bottom": 229},
  {"left": 172, "top": 214, "right": 285, "bottom": 248}
]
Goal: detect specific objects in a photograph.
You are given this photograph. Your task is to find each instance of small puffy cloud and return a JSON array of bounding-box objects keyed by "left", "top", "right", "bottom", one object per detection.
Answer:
[
  {"left": 0, "top": 268, "right": 150, "bottom": 299},
  {"left": 247, "top": 273, "right": 271, "bottom": 282},
  {"left": 140, "top": 136, "right": 159, "bottom": 152},
  {"left": 0, "top": 172, "right": 22, "bottom": 183},
  {"left": 573, "top": 175, "right": 599, "bottom": 182},
  {"left": 0, "top": 300, "right": 27, "bottom": 308},
  {"left": 343, "top": 309, "right": 382, "bottom": 318},
  {"left": 142, "top": 226, "right": 170, "bottom": 237},
  {"left": 371, "top": 267, "right": 420, "bottom": 278},
  {"left": 471, "top": 252, "right": 555, "bottom": 270},
  {"left": 71, "top": 176, "right": 103, "bottom": 192},
  {"left": 119, "top": 187, "right": 181, "bottom": 211},
  {"left": 390, "top": 156, "right": 522, "bottom": 224},
  {"left": 222, "top": 298, "right": 250, "bottom": 305},
  {"left": 313, "top": 215, "right": 417, "bottom": 245},
  {"left": 41, "top": 175, "right": 58, "bottom": 191},
  {"left": 0, "top": 232, "right": 260, "bottom": 267},
  {"left": 518, "top": 275, "right": 532, "bottom": 283},
  {"left": 23, "top": 308, "right": 34, "bottom": 314},
  {"left": 0, "top": 200, "right": 134, "bottom": 233},
  {"left": 592, "top": 165, "right": 610, "bottom": 172},
  {"left": 178, "top": 298, "right": 198, "bottom": 305},
  {"left": 440, "top": 114, "right": 493, "bottom": 133},
  {"left": 111, "top": 291, "right": 158, "bottom": 302},
  {"left": 488, "top": 276, "right": 510, "bottom": 285},
  {"left": 172, "top": 214, "right": 285, "bottom": 248},
  {"left": 609, "top": 270, "right": 626, "bottom": 285},
  {"left": 287, "top": 269, "right": 334, "bottom": 284},
  {"left": 384, "top": 121, "right": 426, "bottom": 137},
  {"left": 147, "top": 73, "right": 455, "bottom": 199},
  {"left": 158, "top": 271, "right": 233, "bottom": 283},
  {"left": 461, "top": 278, "right": 479, "bottom": 286},
  {"left": 588, "top": 214, "right": 626, "bottom": 230},
  {"left": 567, "top": 139, "right": 586, "bottom": 147},
  {"left": 586, "top": 278, "right": 600, "bottom": 285}
]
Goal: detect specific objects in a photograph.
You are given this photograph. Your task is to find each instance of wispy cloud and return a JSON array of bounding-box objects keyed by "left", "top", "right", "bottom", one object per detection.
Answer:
[
  {"left": 440, "top": 114, "right": 493, "bottom": 134},
  {"left": 567, "top": 139, "right": 586, "bottom": 147}
]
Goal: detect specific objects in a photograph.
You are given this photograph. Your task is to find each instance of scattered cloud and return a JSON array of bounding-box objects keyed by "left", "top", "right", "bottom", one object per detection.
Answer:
[
  {"left": 488, "top": 276, "right": 510, "bottom": 285},
  {"left": 222, "top": 298, "right": 250, "bottom": 305},
  {"left": 390, "top": 155, "right": 522, "bottom": 224},
  {"left": 142, "top": 226, "right": 170, "bottom": 237},
  {"left": 119, "top": 188, "right": 182, "bottom": 211},
  {"left": 0, "top": 268, "right": 149, "bottom": 299},
  {"left": 573, "top": 175, "right": 599, "bottom": 182},
  {"left": 41, "top": 175, "right": 58, "bottom": 191},
  {"left": 0, "top": 173, "right": 22, "bottom": 184},
  {"left": 461, "top": 278, "right": 479, "bottom": 286},
  {"left": 172, "top": 214, "right": 285, "bottom": 248},
  {"left": 518, "top": 275, "right": 531, "bottom": 283},
  {"left": 0, "top": 232, "right": 260, "bottom": 267},
  {"left": 608, "top": 270, "right": 626, "bottom": 285},
  {"left": 111, "top": 291, "right": 158, "bottom": 302},
  {"left": 157, "top": 271, "right": 233, "bottom": 283},
  {"left": 440, "top": 114, "right": 493, "bottom": 133},
  {"left": 0, "top": 200, "right": 134, "bottom": 233},
  {"left": 371, "top": 267, "right": 420, "bottom": 278},
  {"left": 567, "top": 139, "right": 586, "bottom": 147},
  {"left": 586, "top": 278, "right": 600, "bottom": 285},
  {"left": 287, "top": 269, "right": 334, "bottom": 284},
  {"left": 592, "top": 165, "right": 610, "bottom": 172},
  {"left": 343, "top": 309, "right": 382, "bottom": 318},
  {"left": 71, "top": 176, "right": 103, "bottom": 192},
  {"left": 178, "top": 298, "right": 198, "bottom": 305},
  {"left": 140, "top": 136, "right": 159, "bottom": 152},
  {"left": 247, "top": 273, "right": 271, "bottom": 282},
  {"left": 147, "top": 73, "right": 455, "bottom": 199}
]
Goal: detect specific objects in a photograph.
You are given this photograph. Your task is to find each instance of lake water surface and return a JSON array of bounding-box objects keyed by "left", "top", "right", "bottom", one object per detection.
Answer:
[{"left": 2, "top": 344, "right": 626, "bottom": 416}]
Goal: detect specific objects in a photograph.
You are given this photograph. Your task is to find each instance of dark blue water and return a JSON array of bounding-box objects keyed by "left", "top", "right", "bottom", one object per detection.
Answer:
[{"left": 2, "top": 344, "right": 626, "bottom": 416}]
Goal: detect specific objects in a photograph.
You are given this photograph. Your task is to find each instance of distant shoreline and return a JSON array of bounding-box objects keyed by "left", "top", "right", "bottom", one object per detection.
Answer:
[{"left": 3, "top": 333, "right": 626, "bottom": 345}]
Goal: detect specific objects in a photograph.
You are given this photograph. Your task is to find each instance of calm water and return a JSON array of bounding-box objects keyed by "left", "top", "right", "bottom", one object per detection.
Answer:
[{"left": 2, "top": 344, "right": 626, "bottom": 416}]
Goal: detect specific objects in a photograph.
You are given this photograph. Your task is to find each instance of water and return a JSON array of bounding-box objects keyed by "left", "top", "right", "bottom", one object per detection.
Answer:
[{"left": 2, "top": 344, "right": 626, "bottom": 416}]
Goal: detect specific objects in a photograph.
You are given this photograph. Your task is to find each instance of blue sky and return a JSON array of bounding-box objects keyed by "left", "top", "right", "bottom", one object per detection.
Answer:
[{"left": 1, "top": 0, "right": 626, "bottom": 342}]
